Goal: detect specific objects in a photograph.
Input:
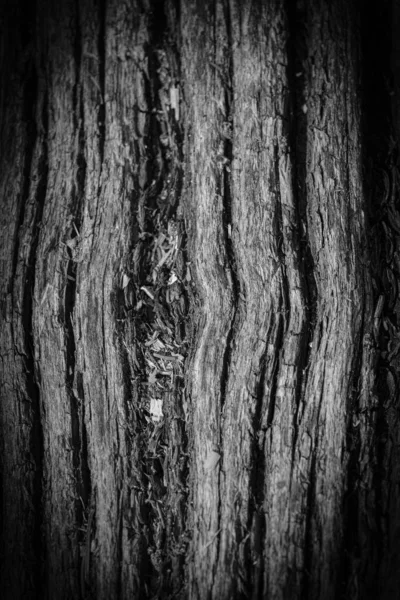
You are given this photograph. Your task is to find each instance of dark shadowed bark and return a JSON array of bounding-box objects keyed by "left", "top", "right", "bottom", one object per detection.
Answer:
[{"left": 1, "top": 1, "right": 400, "bottom": 599}]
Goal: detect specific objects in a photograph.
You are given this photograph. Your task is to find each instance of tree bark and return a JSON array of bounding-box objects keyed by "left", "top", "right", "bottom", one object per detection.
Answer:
[{"left": 1, "top": 1, "right": 400, "bottom": 599}]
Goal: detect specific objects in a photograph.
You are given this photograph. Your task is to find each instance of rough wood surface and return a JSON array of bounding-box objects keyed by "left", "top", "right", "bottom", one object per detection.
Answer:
[{"left": 1, "top": 1, "right": 400, "bottom": 599}]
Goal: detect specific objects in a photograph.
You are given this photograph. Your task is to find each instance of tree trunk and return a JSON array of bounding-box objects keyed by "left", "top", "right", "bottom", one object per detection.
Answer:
[{"left": 1, "top": 0, "right": 400, "bottom": 599}]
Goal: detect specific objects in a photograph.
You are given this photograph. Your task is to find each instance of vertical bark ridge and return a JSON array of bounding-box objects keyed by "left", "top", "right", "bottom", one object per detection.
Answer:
[
  {"left": 75, "top": 2, "right": 154, "bottom": 596},
  {"left": 181, "top": 1, "right": 236, "bottom": 596},
  {"left": 287, "top": 1, "right": 366, "bottom": 598},
  {"left": 210, "top": 2, "right": 309, "bottom": 598},
  {"left": 32, "top": 1, "right": 85, "bottom": 596},
  {"left": 74, "top": 4, "right": 107, "bottom": 592}
]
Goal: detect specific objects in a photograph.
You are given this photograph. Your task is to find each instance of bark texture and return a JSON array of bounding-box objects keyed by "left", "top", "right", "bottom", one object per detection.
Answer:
[{"left": 1, "top": 0, "right": 400, "bottom": 599}]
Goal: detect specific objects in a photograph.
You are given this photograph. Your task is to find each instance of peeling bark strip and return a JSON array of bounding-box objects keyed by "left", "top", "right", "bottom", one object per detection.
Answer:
[{"left": 2, "top": 0, "right": 400, "bottom": 599}]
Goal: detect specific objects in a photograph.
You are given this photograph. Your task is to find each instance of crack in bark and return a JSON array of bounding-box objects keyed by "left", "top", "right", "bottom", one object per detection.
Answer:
[
  {"left": 212, "top": 2, "right": 241, "bottom": 591},
  {"left": 265, "top": 312, "right": 285, "bottom": 431},
  {"left": 97, "top": 0, "right": 106, "bottom": 171},
  {"left": 301, "top": 446, "right": 318, "bottom": 600},
  {"left": 105, "top": 5, "right": 191, "bottom": 594},
  {"left": 249, "top": 355, "right": 268, "bottom": 598},
  {"left": 286, "top": 0, "right": 317, "bottom": 480},
  {"left": 10, "top": 68, "right": 37, "bottom": 298},
  {"left": 299, "top": 359, "right": 326, "bottom": 599},
  {"left": 339, "top": 276, "right": 367, "bottom": 596},
  {"left": 22, "top": 84, "right": 48, "bottom": 599},
  {"left": 356, "top": 1, "right": 400, "bottom": 596},
  {"left": 64, "top": 8, "right": 92, "bottom": 588},
  {"left": 218, "top": 7, "right": 238, "bottom": 413}
]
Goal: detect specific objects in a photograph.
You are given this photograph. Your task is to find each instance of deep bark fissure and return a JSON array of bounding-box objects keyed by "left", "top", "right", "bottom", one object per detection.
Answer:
[
  {"left": 140, "top": 33, "right": 170, "bottom": 593},
  {"left": 265, "top": 312, "right": 285, "bottom": 432},
  {"left": 301, "top": 447, "right": 318, "bottom": 600},
  {"left": 61, "top": 13, "right": 92, "bottom": 578},
  {"left": 150, "top": 0, "right": 167, "bottom": 44},
  {"left": 301, "top": 366, "right": 327, "bottom": 599},
  {"left": 248, "top": 354, "right": 268, "bottom": 598},
  {"left": 76, "top": 88, "right": 91, "bottom": 517},
  {"left": 218, "top": 32, "right": 238, "bottom": 414},
  {"left": 97, "top": 0, "right": 106, "bottom": 169},
  {"left": 274, "top": 144, "right": 290, "bottom": 317},
  {"left": 341, "top": 320, "right": 364, "bottom": 593},
  {"left": 247, "top": 314, "right": 286, "bottom": 595},
  {"left": 115, "top": 7, "right": 192, "bottom": 591},
  {"left": 286, "top": 0, "right": 316, "bottom": 478},
  {"left": 16, "top": 73, "right": 48, "bottom": 595},
  {"left": 25, "top": 188, "right": 46, "bottom": 593},
  {"left": 358, "top": 1, "right": 400, "bottom": 594},
  {"left": 65, "top": 3, "right": 92, "bottom": 549},
  {"left": 214, "top": 4, "right": 241, "bottom": 589},
  {"left": 286, "top": 0, "right": 317, "bottom": 319},
  {"left": 10, "top": 65, "right": 37, "bottom": 297}
]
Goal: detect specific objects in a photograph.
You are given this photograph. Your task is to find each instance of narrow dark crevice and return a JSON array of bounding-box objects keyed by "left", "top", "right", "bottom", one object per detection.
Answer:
[
  {"left": 246, "top": 349, "right": 268, "bottom": 598},
  {"left": 161, "top": 10, "right": 191, "bottom": 597},
  {"left": 150, "top": 0, "right": 167, "bottom": 45},
  {"left": 358, "top": 0, "right": 398, "bottom": 594},
  {"left": 300, "top": 361, "right": 326, "bottom": 600},
  {"left": 285, "top": 0, "right": 317, "bottom": 478},
  {"left": 10, "top": 65, "right": 37, "bottom": 296},
  {"left": 65, "top": 10, "right": 91, "bottom": 595},
  {"left": 245, "top": 307, "right": 285, "bottom": 597},
  {"left": 22, "top": 86, "right": 48, "bottom": 598},
  {"left": 218, "top": 0, "right": 239, "bottom": 428},
  {"left": 301, "top": 447, "right": 318, "bottom": 600},
  {"left": 97, "top": 0, "right": 106, "bottom": 168},
  {"left": 273, "top": 145, "right": 290, "bottom": 318},
  {"left": 107, "top": 3, "right": 189, "bottom": 596},
  {"left": 265, "top": 313, "right": 285, "bottom": 431},
  {"left": 212, "top": 1, "right": 243, "bottom": 593},
  {"left": 76, "top": 371, "right": 91, "bottom": 509},
  {"left": 134, "top": 4, "right": 171, "bottom": 594},
  {"left": 286, "top": 0, "right": 318, "bottom": 321},
  {"left": 340, "top": 297, "right": 366, "bottom": 598},
  {"left": 218, "top": 164, "right": 238, "bottom": 413},
  {"left": 1, "top": 12, "right": 48, "bottom": 586},
  {"left": 5, "top": 66, "right": 39, "bottom": 579},
  {"left": 64, "top": 249, "right": 84, "bottom": 522}
]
